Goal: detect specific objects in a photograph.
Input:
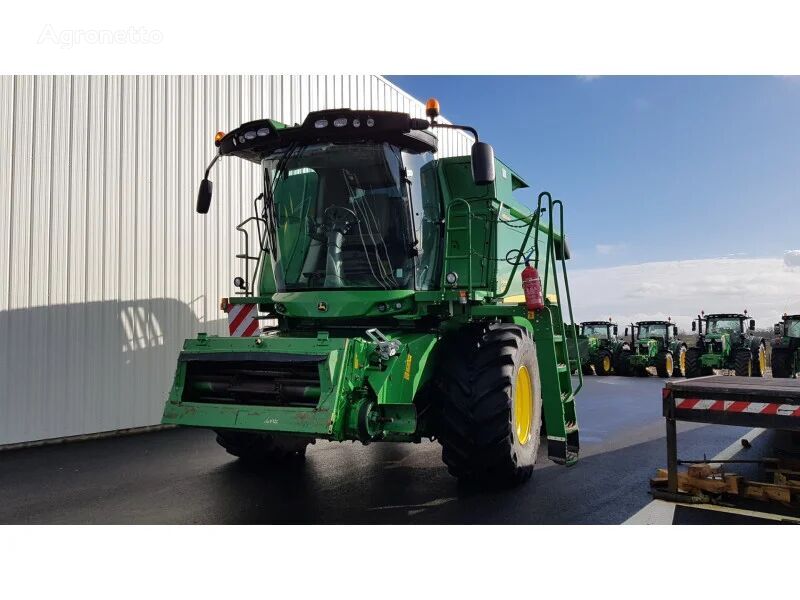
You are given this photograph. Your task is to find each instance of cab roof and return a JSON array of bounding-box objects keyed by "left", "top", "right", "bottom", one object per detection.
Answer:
[
  {"left": 634, "top": 320, "right": 673, "bottom": 326},
  {"left": 216, "top": 109, "right": 438, "bottom": 163},
  {"left": 704, "top": 313, "right": 747, "bottom": 319},
  {"left": 581, "top": 321, "right": 616, "bottom": 326}
]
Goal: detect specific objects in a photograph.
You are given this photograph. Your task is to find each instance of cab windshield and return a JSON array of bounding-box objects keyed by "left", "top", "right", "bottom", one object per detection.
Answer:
[
  {"left": 638, "top": 323, "right": 668, "bottom": 339},
  {"left": 263, "top": 142, "right": 440, "bottom": 292},
  {"left": 787, "top": 319, "right": 800, "bottom": 338},
  {"left": 706, "top": 318, "right": 742, "bottom": 334},
  {"left": 583, "top": 325, "right": 609, "bottom": 338}
]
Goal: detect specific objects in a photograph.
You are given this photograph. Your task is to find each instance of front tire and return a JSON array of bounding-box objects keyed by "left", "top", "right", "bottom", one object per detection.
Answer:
[
  {"left": 734, "top": 349, "right": 753, "bottom": 377},
  {"left": 685, "top": 347, "right": 703, "bottom": 378},
  {"left": 436, "top": 323, "right": 542, "bottom": 487},
  {"left": 616, "top": 349, "right": 632, "bottom": 376},
  {"left": 673, "top": 345, "right": 687, "bottom": 377},
  {"left": 595, "top": 351, "right": 614, "bottom": 376},
  {"left": 752, "top": 341, "right": 767, "bottom": 377},
  {"left": 655, "top": 351, "right": 674, "bottom": 378},
  {"left": 771, "top": 348, "right": 793, "bottom": 378}
]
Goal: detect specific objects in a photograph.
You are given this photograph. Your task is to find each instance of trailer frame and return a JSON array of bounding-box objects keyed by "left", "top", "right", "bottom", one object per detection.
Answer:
[{"left": 661, "top": 375, "right": 800, "bottom": 494}]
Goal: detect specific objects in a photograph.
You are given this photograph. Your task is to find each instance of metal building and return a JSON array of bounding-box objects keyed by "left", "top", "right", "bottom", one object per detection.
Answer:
[{"left": 0, "top": 75, "right": 474, "bottom": 446}]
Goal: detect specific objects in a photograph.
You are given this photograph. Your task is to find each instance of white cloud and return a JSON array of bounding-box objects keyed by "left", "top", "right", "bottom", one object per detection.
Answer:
[
  {"left": 595, "top": 243, "right": 627, "bottom": 256},
  {"left": 784, "top": 250, "right": 800, "bottom": 268},
  {"left": 569, "top": 257, "right": 800, "bottom": 331}
]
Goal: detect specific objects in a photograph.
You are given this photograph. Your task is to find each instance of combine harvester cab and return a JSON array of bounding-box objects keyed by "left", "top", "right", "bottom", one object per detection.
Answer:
[
  {"left": 571, "top": 319, "right": 629, "bottom": 376},
  {"left": 771, "top": 314, "right": 800, "bottom": 378},
  {"left": 618, "top": 320, "right": 686, "bottom": 378},
  {"left": 685, "top": 311, "right": 766, "bottom": 378},
  {"left": 162, "top": 100, "right": 583, "bottom": 487}
]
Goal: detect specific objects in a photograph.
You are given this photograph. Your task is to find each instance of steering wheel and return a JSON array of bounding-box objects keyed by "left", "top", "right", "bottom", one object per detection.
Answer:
[{"left": 323, "top": 205, "right": 358, "bottom": 234}]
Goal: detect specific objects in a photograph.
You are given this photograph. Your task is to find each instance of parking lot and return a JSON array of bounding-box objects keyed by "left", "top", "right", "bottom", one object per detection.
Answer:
[{"left": 0, "top": 375, "right": 768, "bottom": 524}]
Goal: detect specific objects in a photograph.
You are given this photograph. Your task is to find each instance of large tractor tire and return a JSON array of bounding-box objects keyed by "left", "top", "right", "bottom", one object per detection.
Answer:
[
  {"left": 615, "top": 349, "right": 633, "bottom": 376},
  {"left": 673, "top": 345, "right": 687, "bottom": 377},
  {"left": 215, "top": 430, "right": 310, "bottom": 465},
  {"left": 595, "top": 350, "right": 614, "bottom": 376},
  {"left": 655, "top": 351, "right": 674, "bottom": 378},
  {"left": 436, "top": 323, "right": 542, "bottom": 488},
  {"left": 734, "top": 349, "right": 753, "bottom": 377},
  {"left": 771, "top": 348, "right": 793, "bottom": 378},
  {"left": 684, "top": 348, "right": 703, "bottom": 378},
  {"left": 752, "top": 341, "right": 767, "bottom": 377}
]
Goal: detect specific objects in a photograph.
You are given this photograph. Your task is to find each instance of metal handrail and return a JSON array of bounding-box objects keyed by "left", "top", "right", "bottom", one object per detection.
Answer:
[
  {"left": 442, "top": 198, "right": 473, "bottom": 298},
  {"left": 235, "top": 216, "right": 267, "bottom": 296}
]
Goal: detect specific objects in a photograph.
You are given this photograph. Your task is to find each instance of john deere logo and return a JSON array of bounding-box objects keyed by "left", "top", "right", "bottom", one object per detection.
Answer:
[{"left": 317, "top": 301, "right": 328, "bottom": 312}]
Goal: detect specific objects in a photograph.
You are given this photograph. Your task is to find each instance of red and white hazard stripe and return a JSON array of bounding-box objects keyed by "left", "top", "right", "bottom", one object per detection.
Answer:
[
  {"left": 675, "top": 397, "right": 800, "bottom": 417},
  {"left": 226, "top": 303, "right": 260, "bottom": 337}
]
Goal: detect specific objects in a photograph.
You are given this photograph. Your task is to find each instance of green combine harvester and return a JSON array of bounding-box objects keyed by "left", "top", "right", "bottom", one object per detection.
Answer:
[
  {"left": 573, "top": 320, "right": 629, "bottom": 376},
  {"left": 770, "top": 313, "right": 800, "bottom": 378},
  {"left": 161, "top": 99, "right": 582, "bottom": 487},
  {"left": 619, "top": 320, "right": 686, "bottom": 377},
  {"left": 685, "top": 312, "right": 766, "bottom": 378}
]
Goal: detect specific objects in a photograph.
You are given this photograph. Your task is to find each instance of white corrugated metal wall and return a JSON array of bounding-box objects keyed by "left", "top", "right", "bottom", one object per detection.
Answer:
[{"left": 0, "top": 75, "right": 474, "bottom": 446}]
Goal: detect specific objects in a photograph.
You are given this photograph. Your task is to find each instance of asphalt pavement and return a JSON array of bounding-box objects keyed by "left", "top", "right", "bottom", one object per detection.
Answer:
[{"left": 0, "top": 375, "right": 768, "bottom": 524}]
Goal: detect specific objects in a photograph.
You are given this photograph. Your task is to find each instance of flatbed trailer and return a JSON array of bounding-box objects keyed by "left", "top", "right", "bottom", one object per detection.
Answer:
[{"left": 658, "top": 375, "right": 800, "bottom": 518}]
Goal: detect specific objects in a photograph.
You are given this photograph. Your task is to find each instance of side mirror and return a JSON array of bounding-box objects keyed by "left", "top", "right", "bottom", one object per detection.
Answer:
[
  {"left": 624, "top": 327, "right": 629, "bottom": 337},
  {"left": 470, "top": 141, "right": 495, "bottom": 185},
  {"left": 691, "top": 321, "right": 696, "bottom": 332},
  {"left": 749, "top": 319, "right": 755, "bottom": 331},
  {"left": 673, "top": 326, "right": 678, "bottom": 336},
  {"left": 774, "top": 323, "right": 782, "bottom": 335},
  {"left": 613, "top": 325, "right": 618, "bottom": 336},
  {"left": 197, "top": 178, "right": 213, "bottom": 214}
]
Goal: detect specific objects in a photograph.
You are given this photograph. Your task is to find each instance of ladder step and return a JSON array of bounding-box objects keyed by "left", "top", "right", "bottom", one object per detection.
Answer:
[
  {"left": 561, "top": 392, "right": 574, "bottom": 404},
  {"left": 553, "top": 335, "right": 563, "bottom": 343},
  {"left": 557, "top": 364, "right": 568, "bottom": 373}
]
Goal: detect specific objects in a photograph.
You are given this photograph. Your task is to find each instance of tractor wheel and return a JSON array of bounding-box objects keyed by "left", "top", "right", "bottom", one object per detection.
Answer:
[
  {"left": 595, "top": 351, "right": 614, "bottom": 376},
  {"left": 752, "top": 341, "right": 767, "bottom": 377},
  {"left": 616, "top": 349, "right": 632, "bottom": 376},
  {"left": 655, "top": 351, "right": 673, "bottom": 378},
  {"left": 215, "top": 430, "right": 310, "bottom": 465},
  {"left": 734, "top": 349, "right": 753, "bottom": 377},
  {"left": 771, "top": 348, "right": 792, "bottom": 378},
  {"left": 436, "top": 323, "right": 542, "bottom": 487},
  {"left": 685, "top": 348, "right": 703, "bottom": 378},
  {"left": 673, "top": 345, "right": 687, "bottom": 377}
]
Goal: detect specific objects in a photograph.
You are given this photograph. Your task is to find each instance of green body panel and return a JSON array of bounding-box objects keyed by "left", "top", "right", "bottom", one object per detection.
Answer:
[{"left": 162, "top": 330, "right": 439, "bottom": 441}]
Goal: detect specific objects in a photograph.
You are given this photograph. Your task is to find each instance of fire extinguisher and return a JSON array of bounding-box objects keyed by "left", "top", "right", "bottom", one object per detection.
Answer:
[{"left": 521, "top": 260, "right": 544, "bottom": 313}]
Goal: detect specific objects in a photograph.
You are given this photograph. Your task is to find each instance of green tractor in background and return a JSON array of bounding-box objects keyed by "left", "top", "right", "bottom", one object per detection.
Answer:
[
  {"left": 685, "top": 312, "right": 766, "bottom": 378},
  {"left": 161, "top": 99, "right": 583, "bottom": 488},
  {"left": 771, "top": 313, "right": 800, "bottom": 378},
  {"left": 618, "top": 320, "right": 686, "bottom": 378},
  {"left": 574, "top": 320, "right": 630, "bottom": 376}
]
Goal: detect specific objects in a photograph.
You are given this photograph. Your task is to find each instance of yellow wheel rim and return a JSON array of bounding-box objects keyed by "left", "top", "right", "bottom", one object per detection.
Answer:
[
  {"left": 514, "top": 365, "right": 533, "bottom": 446},
  {"left": 759, "top": 345, "right": 766, "bottom": 373},
  {"left": 603, "top": 356, "right": 611, "bottom": 372},
  {"left": 666, "top": 354, "right": 673, "bottom": 374},
  {"left": 680, "top": 349, "right": 686, "bottom": 374}
]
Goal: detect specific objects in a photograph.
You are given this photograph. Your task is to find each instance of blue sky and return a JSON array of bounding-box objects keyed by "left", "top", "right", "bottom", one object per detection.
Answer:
[{"left": 387, "top": 76, "right": 800, "bottom": 271}]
